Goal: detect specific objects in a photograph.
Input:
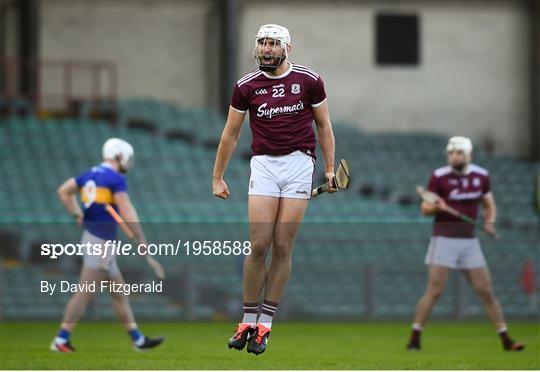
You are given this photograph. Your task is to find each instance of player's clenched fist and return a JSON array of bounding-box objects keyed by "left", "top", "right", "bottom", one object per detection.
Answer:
[
  {"left": 483, "top": 221, "right": 497, "bottom": 237},
  {"left": 325, "top": 172, "right": 337, "bottom": 193},
  {"left": 213, "top": 178, "right": 230, "bottom": 199}
]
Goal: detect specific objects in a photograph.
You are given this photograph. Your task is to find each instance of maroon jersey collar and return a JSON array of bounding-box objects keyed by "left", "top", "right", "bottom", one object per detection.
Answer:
[{"left": 261, "top": 61, "right": 293, "bottom": 79}]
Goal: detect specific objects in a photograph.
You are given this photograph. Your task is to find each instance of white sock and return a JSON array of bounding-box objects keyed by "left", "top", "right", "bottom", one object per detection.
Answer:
[
  {"left": 257, "top": 313, "right": 273, "bottom": 329},
  {"left": 412, "top": 323, "right": 423, "bottom": 331},
  {"left": 54, "top": 337, "right": 68, "bottom": 345},
  {"left": 242, "top": 313, "right": 257, "bottom": 326},
  {"left": 498, "top": 326, "right": 508, "bottom": 334},
  {"left": 257, "top": 300, "right": 277, "bottom": 329},
  {"left": 242, "top": 302, "right": 258, "bottom": 326}
]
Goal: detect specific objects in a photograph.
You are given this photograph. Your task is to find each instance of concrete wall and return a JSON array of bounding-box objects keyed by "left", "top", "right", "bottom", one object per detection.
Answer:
[
  {"left": 0, "top": 0, "right": 19, "bottom": 93},
  {"left": 34, "top": 0, "right": 532, "bottom": 156},
  {"left": 40, "top": 0, "right": 212, "bottom": 107},
  {"left": 239, "top": 0, "right": 530, "bottom": 157},
  {"left": 1, "top": 0, "right": 18, "bottom": 59}
]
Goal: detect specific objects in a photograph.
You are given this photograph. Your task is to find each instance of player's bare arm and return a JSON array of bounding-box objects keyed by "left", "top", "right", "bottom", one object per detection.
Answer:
[
  {"left": 212, "top": 107, "right": 246, "bottom": 199},
  {"left": 57, "top": 177, "right": 83, "bottom": 224},
  {"left": 114, "top": 191, "right": 147, "bottom": 246},
  {"left": 481, "top": 191, "right": 497, "bottom": 236},
  {"left": 312, "top": 100, "right": 337, "bottom": 191}
]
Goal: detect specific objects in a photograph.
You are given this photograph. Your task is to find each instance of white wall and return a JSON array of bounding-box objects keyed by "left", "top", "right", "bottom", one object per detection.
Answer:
[
  {"left": 40, "top": 0, "right": 212, "bottom": 107},
  {"left": 239, "top": 1, "right": 530, "bottom": 157}
]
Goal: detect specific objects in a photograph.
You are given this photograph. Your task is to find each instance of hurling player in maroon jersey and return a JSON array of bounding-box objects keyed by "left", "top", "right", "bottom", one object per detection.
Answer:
[
  {"left": 407, "top": 137, "right": 524, "bottom": 351},
  {"left": 213, "top": 24, "right": 337, "bottom": 355}
]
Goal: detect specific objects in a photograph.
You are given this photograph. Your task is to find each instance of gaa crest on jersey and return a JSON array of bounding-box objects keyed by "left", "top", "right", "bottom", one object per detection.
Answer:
[{"left": 291, "top": 84, "right": 300, "bottom": 94}]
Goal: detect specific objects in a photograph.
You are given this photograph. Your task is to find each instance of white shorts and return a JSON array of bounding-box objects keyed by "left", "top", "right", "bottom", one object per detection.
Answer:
[
  {"left": 248, "top": 150, "right": 315, "bottom": 199},
  {"left": 425, "top": 236, "right": 487, "bottom": 269},
  {"left": 81, "top": 230, "right": 121, "bottom": 276}
]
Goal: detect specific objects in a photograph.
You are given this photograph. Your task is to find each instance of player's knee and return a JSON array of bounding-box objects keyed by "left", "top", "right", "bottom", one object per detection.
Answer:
[
  {"left": 271, "top": 241, "right": 293, "bottom": 260},
  {"left": 109, "top": 290, "right": 128, "bottom": 302},
  {"left": 476, "top": 287, "right": 494, "bottom": 302},
  {"left": 427, "top": 285, "right": 444, "bottom": 300},
  {"left": 249, "top": 243, "right": 269, "bottom": 261}
]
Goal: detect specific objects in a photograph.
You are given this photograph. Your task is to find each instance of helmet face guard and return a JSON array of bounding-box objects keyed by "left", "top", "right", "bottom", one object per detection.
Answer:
[
  {"left": 117, "top": 153, "right": 134, "bottom": 173},
  {"left": 253, "top": 24, "right": 290, "bottom": 72},
  {"left": 445, "top": 136, "right": 472, "bottom": 171},
  {"left": 253, "top": 36, "right": 288, "bottom": 72}
]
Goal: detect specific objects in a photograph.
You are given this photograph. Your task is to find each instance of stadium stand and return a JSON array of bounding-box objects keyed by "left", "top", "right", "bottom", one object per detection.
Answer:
[{"left": 1, "top": 100, "right": 538, "bottom": 321}]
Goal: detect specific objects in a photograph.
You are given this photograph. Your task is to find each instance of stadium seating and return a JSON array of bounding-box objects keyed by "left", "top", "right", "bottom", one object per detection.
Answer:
[{"left": 1, "top": 100, "right": 538, "bottom": 321}]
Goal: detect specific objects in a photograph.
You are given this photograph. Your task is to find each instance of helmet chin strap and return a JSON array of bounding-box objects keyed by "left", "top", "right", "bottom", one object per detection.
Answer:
[{"left": 258, "top": 55, "right": 286, "bottom": 72}]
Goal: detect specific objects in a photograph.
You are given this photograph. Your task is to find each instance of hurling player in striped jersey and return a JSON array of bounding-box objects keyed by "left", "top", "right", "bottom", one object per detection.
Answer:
[
  {"left": 50, "top": 138, "right": 164, "bottom": 353},
  {"left": 213, "top": 24, "right": 337, "bottom": 355},
  {"left": 407, "top": 136, "right": 524, "bottom": 352}
]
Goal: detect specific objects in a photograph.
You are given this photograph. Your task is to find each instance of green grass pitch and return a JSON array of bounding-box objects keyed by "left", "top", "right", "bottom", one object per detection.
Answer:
[{"left": 1, "top": 322, "right": 538, "bottom": 369}]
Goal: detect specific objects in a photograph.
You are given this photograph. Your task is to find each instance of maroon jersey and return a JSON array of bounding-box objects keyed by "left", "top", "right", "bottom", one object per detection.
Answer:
[
  {"left": 230, "top": 63, "right": 327, "bottom": 157},
  {"left": 427, "top": 164, "right": 491, "bottom": 238}
]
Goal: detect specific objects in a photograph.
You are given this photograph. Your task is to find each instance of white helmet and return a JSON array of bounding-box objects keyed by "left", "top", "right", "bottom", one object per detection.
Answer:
[
  {"left": 253, "top": 24, "right": 291, "bottom": 72},
  {"left": 102, "top": 138, "right": 134, "bottom": 171},
  {"left": 255, "top": 24, "right": 291, "bottom": 47},
  {"left": 446, "top": 136, "right": 473, "bottom": 154}
]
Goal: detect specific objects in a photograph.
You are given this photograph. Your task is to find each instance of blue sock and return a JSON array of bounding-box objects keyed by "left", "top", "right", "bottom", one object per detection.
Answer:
[
  {"left": 128, "top": 328, "right": 143, "bottom": 343},
  {"left": 55, "top": 329, "right": 70, "bottom": 344}
]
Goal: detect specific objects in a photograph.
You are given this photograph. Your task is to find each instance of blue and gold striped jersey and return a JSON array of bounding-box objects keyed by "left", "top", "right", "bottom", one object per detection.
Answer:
[{"left": 75, "top": 163, "right": 127, "bottom": 240}]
